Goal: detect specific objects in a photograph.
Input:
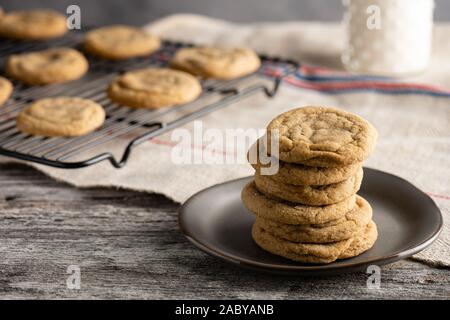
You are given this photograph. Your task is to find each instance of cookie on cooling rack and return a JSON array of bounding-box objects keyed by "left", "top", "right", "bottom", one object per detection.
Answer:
[
  {"left": 6, "top": 48, "right": 89, "bottom": 85},
  {"left": 171, "top": 46, "right": 261, "bottom": 80},
  {"left": 16, "top": 97, "right": 105, "bottom": 137},
  {"left": 0, "top": 76, "right": 13, "bottom": 107},
  {"left": 0, "top": 9, "right": 67, "bottom": 40},
  {"left": 107, "top": 68, "right": 202, "bottom": 109},
  {"left": 84, "top": 25, "right": 161, "bottom": 60}
]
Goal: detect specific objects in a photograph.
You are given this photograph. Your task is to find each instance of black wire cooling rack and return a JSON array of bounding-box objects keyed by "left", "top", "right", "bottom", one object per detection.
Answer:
[{"left": 0, "top": 31, "right": 298, "bottom": 169}]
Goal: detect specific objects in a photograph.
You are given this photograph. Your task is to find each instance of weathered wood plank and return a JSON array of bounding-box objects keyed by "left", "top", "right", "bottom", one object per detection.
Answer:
[{"left": 0, "top": 163, "right": 448, "bottom": 299}]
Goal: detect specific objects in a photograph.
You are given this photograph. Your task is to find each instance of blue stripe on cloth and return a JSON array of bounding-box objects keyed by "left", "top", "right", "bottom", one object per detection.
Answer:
[{"left": 284, "top": 82, "right": 450, "bottom": 98}]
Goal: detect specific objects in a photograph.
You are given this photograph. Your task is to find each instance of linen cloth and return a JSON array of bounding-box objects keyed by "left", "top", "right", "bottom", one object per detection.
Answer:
[{"left": 1, "top": 15, "right": 449, "bottom": 267}]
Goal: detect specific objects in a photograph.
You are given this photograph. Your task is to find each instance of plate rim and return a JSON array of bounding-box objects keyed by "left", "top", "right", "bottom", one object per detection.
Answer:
[{"left": 179, "top": 167, "right": 444, "bottom": 274}]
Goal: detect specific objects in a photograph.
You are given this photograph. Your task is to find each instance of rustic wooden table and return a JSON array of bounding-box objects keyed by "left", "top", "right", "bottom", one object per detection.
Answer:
[{"left": 0, "top": 163, "right": 448, "bottom": 299}]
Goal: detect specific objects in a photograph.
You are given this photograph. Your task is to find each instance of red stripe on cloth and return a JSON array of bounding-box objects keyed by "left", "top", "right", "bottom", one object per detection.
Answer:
[{"left": 300, "top": 64, "right": 349, "bottom": 76}]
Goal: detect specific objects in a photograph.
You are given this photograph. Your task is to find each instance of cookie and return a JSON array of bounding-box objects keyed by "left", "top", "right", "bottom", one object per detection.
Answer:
[
  {"left": 252, "top": 220, "right": 377, "bottom": 264},
  {"left": 6, "top": 48, "right": 89, "bottom": 85},
  {"left": 0, "top": 76, "right": 13, "bottom": 106},
  {"left": 254, "top": 195, "right": 372, "bottom": 243},
  {"left": 0, "top": 10, "right": 67, "bottom": 40},
  {"left": 17, "top": 97, "right": 105, "bottom": 137},
  {"left": 170, "top": 46, "right": 261, "bottom": 80},
  {"left": 248, "top": 138, "right": 362, "bottom": 185},
  {"left": 84, "top": 25, "right": 161, "bottom": 60},
  {"left": 266, "top": 106, "right": 378, "bottom": 167},
  {"left": 254, "top": 168, "right": 363, "bottom": 205},
  {"left": 241, "top": 181, "right": 356, "bottom": 225},
  {"left": 339, "top": 220, "right": 378, "bottom": 259},
  {"left": 107, "top": 68, "right": 202, "bottom": 109},
  {"left": 252, "top": 223, "right": 353, "bottom": 264}
]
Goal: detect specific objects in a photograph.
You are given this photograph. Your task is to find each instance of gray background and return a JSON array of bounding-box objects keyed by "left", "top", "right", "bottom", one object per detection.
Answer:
[{"left": 0, "top": 0, "right": 449, "bottom": 26}]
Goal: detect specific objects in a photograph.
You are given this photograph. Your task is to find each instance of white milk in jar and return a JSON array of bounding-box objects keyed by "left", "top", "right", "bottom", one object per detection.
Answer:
[{"left": 341, "top": 0, "right": 434, "bottom": 76}]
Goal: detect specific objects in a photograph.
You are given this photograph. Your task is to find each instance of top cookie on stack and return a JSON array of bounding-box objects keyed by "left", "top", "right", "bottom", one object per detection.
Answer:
[{"left": 84, "top": 25, "right": 161, "bottom": 60}]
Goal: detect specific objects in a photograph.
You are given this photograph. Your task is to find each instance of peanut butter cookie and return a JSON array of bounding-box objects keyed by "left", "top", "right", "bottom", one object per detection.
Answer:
[
  {"left": 266, "top": 106, "right": 378, "bottom": 167},
  {"left": 171, "top": 46, "right": 261, "bottom": 80},
  {"left": 0, "top": 76, "right": 13, "bottom": 106},
  {"left": 241, "top": 181, "right": 356, "bottom": 225},
  {"left": 248, "top": 138, "right": 362, "bottom": 185},
  {"left": 84, "top": 25, "right": 161, "bottom": 60},
  {"left": 254, "top": 195, "right": 372, "bottom": 243},
  {"left": 17, "top": 97, "right": 105, "bottom": 137},
  {"left": 108, "top": 68, "right": 202, "bottom": 109},
  {"left": 6, "top": 48, "right": 89, "bottom": 85},
  {"left": 254, "top": 168, "right": 363, "bottom": 205},
  {"left": 339, "top": 221, "right": 378, "bottom": 259},
  {"left": 252, "top": 220, "right": 377, "bottom": 264},
  {"left": 0, "top": 10, "right": 67, "bottom": 40}
]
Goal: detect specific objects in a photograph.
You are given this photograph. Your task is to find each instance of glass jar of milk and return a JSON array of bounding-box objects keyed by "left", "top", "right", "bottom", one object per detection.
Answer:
[{"left": 341, "top": 0, "right": 434, "bottom": 76}]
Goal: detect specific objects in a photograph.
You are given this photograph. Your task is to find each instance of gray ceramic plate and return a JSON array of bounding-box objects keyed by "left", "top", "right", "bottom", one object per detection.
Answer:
[{"left": 179, "top": 168, "right": 443, "bottom": 275}]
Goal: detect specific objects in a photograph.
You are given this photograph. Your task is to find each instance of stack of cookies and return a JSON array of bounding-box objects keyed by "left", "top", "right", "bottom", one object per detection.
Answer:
[{"left": 242, "top": 106, "right": 378, "bottom": 264}]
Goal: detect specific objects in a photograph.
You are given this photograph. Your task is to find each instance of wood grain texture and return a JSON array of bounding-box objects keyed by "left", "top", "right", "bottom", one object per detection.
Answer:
[{"left": 0, "top": 163, "right": 448, "bottom": 299}]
